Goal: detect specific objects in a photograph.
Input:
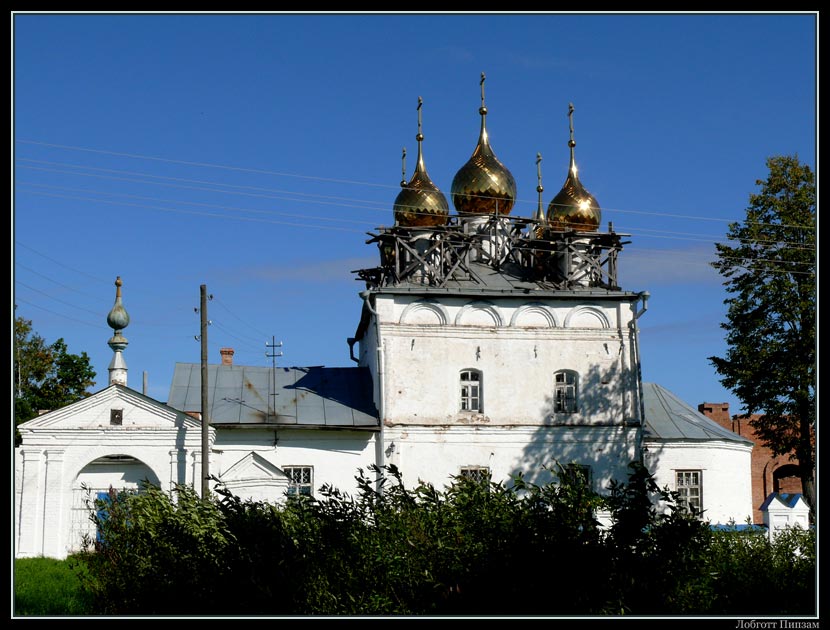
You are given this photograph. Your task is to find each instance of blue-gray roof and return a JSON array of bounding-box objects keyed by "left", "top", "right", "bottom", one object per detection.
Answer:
[
  {"left": 371, "top": 261, "right": 640, "bottom": 299},
  {"left": 641, "top": 382, "right": 753, "bottom": 444},
  {"left": 760, "top": 493, "right": 805, "bottom": 511},
  {"left": 167, "top": 363, "right": 379, "bottom": 429}
]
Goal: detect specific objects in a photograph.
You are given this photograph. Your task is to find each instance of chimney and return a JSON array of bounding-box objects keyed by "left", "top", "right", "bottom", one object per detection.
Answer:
[
  {"left": 220, "top": 347, "right": 235, "bottom": 366},
  {"left": 698, "top": 402, "right": 733, "bottom": 432}
]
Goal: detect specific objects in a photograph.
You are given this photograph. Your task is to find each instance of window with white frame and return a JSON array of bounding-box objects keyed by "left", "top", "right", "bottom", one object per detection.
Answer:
[
  {"left": 460, "top": 369, "right": 482, "bottom": 412},
  {"left": 459, "top": 466, "right": 490, "bottom": 484},
  {"left": 675, "top": 470, "right": 702, "bottom": 515},
  {"left": 284, "top": 466, "right": 313, "bottom": 497},
  {"left": 554, "top": 370, "right": 578, "bottom": 413}
]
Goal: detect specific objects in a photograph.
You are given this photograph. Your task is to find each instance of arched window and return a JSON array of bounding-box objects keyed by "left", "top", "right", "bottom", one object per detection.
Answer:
[
  {"left": 460, "top": 369, "right": 482, "bottom": 412},
  {"left": 554, "top": 370, "right": 578, "bottom": 413}
]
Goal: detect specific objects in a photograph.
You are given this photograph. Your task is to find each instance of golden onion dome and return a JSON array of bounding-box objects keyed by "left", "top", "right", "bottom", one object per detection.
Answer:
[
  {"left": 547, "top": 103, "right": 601, "bottom": 232},
  {"left": 393, "top": 97, "right": 449, "bottom": 228},
  {"left": 451, "top": 73, "right": 516, "bottom": 216}
]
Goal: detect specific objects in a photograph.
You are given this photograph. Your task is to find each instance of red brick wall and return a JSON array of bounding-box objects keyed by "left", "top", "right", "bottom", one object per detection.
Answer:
[{"left": 698, "top": 403, "right": 803, "bottom": 524}]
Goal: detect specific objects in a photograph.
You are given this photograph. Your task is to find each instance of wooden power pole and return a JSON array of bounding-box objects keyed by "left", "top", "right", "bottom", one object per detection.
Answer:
[{"left": 200, "top": 284, "right": 210, "bottom": 499}]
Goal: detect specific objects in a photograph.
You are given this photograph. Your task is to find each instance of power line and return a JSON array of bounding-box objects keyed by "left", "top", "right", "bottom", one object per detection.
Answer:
[
  {"left": 15, "top": 280, "right": 107, "bottom": 317},
  {"left": 17, "top": 158, "right": 394, "bottom": 209},
  {"left": 16, "top": 139, "right": 399, "bottom": 190},
  {"left": 14, "top": 262, "right": 113, "bottom": 303},
  {"left": 13, "top": 297, "right": 101, "bottom": 328},
  {"left": 15, "top": 189, "right": 370, "bottom": 234},
  {"left": 212, "top": 297, "right": 269, "bottom": 340},
  {"left": 14, "top": 140, "right": 815, "bottom": 231},
  {"left": 14, "top": 241, "right": 112, "bottom": 284},
  {"left": 14, "top": 181, "right": 816, "bottom": 255},
  {"left": 16, "top": 180, "right": 380, "bottom": 226},
  {"left": 15, "top": 165, "right": 391, "bottom": 215}
]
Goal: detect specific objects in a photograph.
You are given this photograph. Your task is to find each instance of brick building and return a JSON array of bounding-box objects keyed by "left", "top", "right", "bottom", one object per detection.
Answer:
[{"left": 698, "top": 402, "right": 803, "bottom": 524}]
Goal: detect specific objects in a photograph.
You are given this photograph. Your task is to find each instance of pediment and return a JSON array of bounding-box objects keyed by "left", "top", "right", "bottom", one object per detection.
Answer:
[
  {"left": 18, "top": 384, "right": 199, "bottom": 431},
  {"left": 220, "top": 451, "right": 288, "bottom": 484}
]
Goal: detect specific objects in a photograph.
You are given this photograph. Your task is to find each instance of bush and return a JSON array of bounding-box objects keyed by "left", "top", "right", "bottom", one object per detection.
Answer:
[
  {"left": 705, "top": 524, "right": 816, "bottom": 615},
  {"left": 70, "top": 462, "right": 817, "bottom": 616},
  {"left": 75, "top": 482, "right": 237, "bottom": 615}
]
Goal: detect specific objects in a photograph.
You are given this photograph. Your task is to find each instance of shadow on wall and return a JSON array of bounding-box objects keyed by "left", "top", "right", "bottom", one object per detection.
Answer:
[{"left": 508, "top": 361, "right": 657, "bottom": 493}]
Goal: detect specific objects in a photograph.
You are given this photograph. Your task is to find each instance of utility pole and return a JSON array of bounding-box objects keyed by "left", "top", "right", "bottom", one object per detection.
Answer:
[{"left": 200, "top": 285, "right": 210, "bottom": 499}]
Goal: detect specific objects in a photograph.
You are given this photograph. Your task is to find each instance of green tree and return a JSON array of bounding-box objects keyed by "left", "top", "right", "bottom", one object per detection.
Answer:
[
  {"left": 709, "top": 154, "right": 816, "bottom": 518},
  {"left": 13, "top": 311, "right": 96, "bottom": 445}
]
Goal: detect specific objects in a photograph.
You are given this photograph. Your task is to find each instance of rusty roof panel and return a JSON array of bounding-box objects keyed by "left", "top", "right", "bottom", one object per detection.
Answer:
[{"left": 167, "top": 363, "right": 379, "bottom": 428}]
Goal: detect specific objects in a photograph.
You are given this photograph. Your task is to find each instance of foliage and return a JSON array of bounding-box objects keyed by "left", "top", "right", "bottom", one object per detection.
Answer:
[
  {"left": 704, "top": 524, "right": 816, "bottom": 616},
  {"left": 70, "top": 462, "right": 817, "bottom": 617},
  {"left": 601, "top": 461, "right": 715, "bottom": 614},
  {"left": 709, "top": 154, "right": 816, "bottom": 515},
  {"left": 76, "top": 482, "right": 237, "bottom": 615},
  {"left": 13, "top": 312, "right": 96, "bottom": 445},
  {"left": 13, "top": 556, "right": 95, "bottom": 616}
]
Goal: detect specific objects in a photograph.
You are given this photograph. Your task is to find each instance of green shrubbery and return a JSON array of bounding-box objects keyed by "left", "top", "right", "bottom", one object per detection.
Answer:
[{"left": 71, "top": 461, "right": 816, "bottom": 616}]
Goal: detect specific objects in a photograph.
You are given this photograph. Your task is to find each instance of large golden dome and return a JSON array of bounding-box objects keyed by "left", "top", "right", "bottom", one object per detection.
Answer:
[
  {"left": 393, "top": 97, "right": 449, "bottom": 228},
  {"left": 547, "top": 103, "right": 601, "bottom": 232},
  {"left": 451, "top": 73, "right": 516, "bottom": 216}
]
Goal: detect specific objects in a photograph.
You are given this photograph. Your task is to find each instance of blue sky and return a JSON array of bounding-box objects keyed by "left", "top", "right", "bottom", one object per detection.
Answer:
[{"left": 12, "top": 12, "right": 817, "bottom": 414}]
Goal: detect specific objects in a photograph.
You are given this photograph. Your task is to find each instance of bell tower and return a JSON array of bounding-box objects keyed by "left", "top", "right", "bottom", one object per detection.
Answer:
[{"left": 352, "top": 76, "right": 649, "bottom": 493}]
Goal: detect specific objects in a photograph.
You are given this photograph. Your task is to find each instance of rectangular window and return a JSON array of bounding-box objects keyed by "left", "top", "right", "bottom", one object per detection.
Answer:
[
  {"left": 676, "top": 470, "right": 702, "bottom": 515},
  {"left": 554, "top": 371, "right": 577, "bottom": 413},
  {"left": 459, "top": 466, "right": 490, "bottom": 484},
  {"left": 460, "top": 370, "right": 481, "bottom": 412},
  {"left": 564, "top": 464, "right": 593, "bottom": 490},
  {"left": 284, "top": 466, "right": 313, "bottom": 497},
  {"left": 110, "top": 409, "right": 123, "bottom": 426}
]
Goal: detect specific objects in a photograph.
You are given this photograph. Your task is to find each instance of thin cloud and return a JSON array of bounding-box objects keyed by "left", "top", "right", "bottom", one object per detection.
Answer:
[
  {"left": 621, "top": 244, "right": 721, "bottom": 287},
  {"left": 503, "top": 51, "right": 570, "bottom": 70},
  {"left": 432, "top": 45, "right": 476, "bottom": 63},
  {"left": 247, "top": 257, "right": 378, "bottom": 283}
]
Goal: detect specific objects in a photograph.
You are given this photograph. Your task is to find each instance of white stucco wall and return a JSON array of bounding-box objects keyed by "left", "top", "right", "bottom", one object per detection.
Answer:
[
  {"left": 15, "top": 435, "right": 206, "bottom": 559},
  {"left": 15, "top": 421, "right": 381, "bottom": 560},
  {"left": 211, "top": 427, "right": 380, "bottom": 499},
  {"left": 763, "top": 497, "right": 811, "bottom": 535},
  {"left": 14, "top": 386, "right": 205, "bottom": 559},
  {"left": 643, "top": 440, "right": 754, "bottom": 525},
  {"left": 364, "top": 294, "right": 641, "bottom": 428},
  {"left": 384, "top": 424, "right": 640, "bottom": 493}
]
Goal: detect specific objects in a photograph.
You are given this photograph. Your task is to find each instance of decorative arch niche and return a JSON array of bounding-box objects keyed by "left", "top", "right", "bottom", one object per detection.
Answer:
[
  {"left": 564, "top": 305, "right": 610, "bottom": 329},
  {"left": 510, "top": 303, "right": 558, "bottom": 328},
  {"left": 399, "top": 299, "right": 449, "bottom": 325},
  {"left": 454, "top": 301, "right": 503, "bottom": 327}
]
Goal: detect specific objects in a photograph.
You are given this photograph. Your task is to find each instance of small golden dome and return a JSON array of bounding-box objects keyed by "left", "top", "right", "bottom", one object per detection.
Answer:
[
  {"left": 393, "top": 97, "right": 449, "bottom": 228},
  {"left": 547, "top": 103, "right": 601, "bottom": 232},
  {"left": 451, "top": 73, "right": 516, "bottom": 216}
]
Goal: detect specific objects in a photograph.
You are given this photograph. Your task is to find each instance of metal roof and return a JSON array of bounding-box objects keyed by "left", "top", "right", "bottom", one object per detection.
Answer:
[
  {"left": 760, "top": 493, "right": 806, "bottom": 511},
  {"left": 641, "top": 382, "right": 753, "bottom": 444},
  {"left": 167, "top": 363, "right": 379, "bottom": 429},
  {"left": 372, "top": 261, "right": 640, "bottom": 298}
]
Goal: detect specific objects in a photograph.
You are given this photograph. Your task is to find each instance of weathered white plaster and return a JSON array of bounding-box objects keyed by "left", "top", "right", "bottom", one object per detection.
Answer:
[{"left": 643, "top": 440, "right": 754, "bottom": 525}]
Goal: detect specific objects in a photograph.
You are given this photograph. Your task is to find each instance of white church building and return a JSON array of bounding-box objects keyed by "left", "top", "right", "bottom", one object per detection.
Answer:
[{"left": 14, "top": 83, "right": 755, "bottom": 560}]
